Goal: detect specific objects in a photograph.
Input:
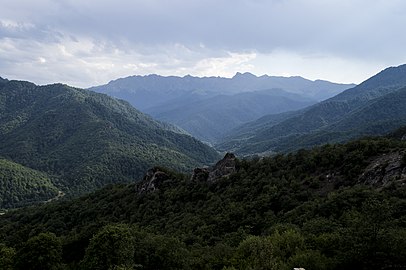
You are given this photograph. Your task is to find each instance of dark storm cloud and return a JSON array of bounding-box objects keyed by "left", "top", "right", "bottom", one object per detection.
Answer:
[{"left": 1, "top": 0, "right": 406, "bottom": 86}]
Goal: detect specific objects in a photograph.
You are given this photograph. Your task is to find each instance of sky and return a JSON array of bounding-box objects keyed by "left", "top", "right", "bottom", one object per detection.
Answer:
[{"left": 1, "top": 0, "right": 406, "bottom": 88}]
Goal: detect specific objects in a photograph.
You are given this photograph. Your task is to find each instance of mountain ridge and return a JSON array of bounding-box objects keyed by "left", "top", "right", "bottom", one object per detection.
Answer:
[
  {"left": 91, "top": 73, "right": 353, "bottom": 142},
  {"left": 93, "top": 73, "right": 355, "bottom": 107},
  {"left": 0, "top": 78, "right": 220, "bottom": 207},
  {"left": 145, "top": 88, "right": 316, "bottom": 143},
  {"left": 218, "top": 64, "right": 406, "bottom": 155}
]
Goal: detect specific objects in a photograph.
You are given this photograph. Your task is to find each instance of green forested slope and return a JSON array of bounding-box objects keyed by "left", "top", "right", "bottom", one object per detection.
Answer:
[
  {"left": 1, "top": 133, "right": 405, "bottom": 269},
  {"left": 218, "top": 64, "right": 406, "bottom": 155},
  {"left": 146, "top": 89, "right": 315, "bottom": 143},
  {"left": 0, "top": 79, "right": 219, "bottom": 205},
  {"left": 91, "top": 73, "right": 353, "bottom": 143},
  {"left": 243, "top": 86, "right": 406, "bottom": 154},
  {"left": 0, "top": 159, "right": 58, "bottom": 209}
]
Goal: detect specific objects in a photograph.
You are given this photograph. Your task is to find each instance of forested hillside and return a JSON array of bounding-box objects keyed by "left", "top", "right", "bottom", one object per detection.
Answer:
[
  {"left": 146, "top": 89, "right": 315, "bottom": 143},
  {"left": 91, "top": 73, "right": 353, "bottom": 143},
  {"left": 218, "top": 64, "right": 406, "bottom": 155},
  {"left": 0, "top": 79, "right": 219, "bottom": 207},
  {"left": 0, "top": 159, "right": 58, "bottom": 209},
  {"left": 1, "top": 131, "right": 405, "bottom": 269}
]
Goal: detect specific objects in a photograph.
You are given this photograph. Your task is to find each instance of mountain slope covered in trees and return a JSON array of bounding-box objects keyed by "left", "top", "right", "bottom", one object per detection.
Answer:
[
  {"left": 146, "top": 89, "right": 315, "bottom": 143},
  {"left": 0, "top": 78, "right": 219, "bottom": 207},
  {"left": 0, "top": 130, "right": 405, "bottom": 269},
  {"left": 0, "top": 159, "right": 58, "bottom": 209},
  {"left": 218, "top": 64, "right": 406, "bottom": 155},
  {"left": 90, "top": 73, "right": 353, "bottom": 143}
]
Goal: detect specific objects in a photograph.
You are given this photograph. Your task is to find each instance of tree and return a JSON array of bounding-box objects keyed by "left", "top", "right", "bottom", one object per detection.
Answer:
[
  {"left": 233, "top": 235, "right": 283, "bottom": 270},
  {"left": 81, "top": 224, "right": 135, "bottom": 270},
  {"left": 15, "top": 232, "right": 63, "bottom": 270},
  {"left": 134, "top": 233, "right": 190, "bottom": 270},
  {"left": 0, "top": 243, "right": 15, "bottom": 270},
  {"left": 287, "top": 250, "right": 331, "bottom": 270}
]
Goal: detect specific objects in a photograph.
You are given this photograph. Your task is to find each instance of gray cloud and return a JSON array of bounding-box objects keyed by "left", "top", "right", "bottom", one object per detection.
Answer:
[{"left": 1, "top": 0, "right": 406, "bottom": 87}]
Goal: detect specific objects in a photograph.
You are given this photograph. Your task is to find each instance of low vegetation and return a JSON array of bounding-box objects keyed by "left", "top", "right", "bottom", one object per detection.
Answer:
[{"left": 1, "top": 134, "right": 405, "bottom": 269}]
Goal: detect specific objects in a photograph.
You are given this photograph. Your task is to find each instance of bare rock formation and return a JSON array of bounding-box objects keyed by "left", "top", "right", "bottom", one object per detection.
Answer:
[
  {"left": 359, "top": 151, "right": 406, "bottom": 187},
  {"left": 136, "top": 168, "right": 170, "bottom": 193},
  {"left": 191, "top": 153, "right": 237, "bottom": 182}
]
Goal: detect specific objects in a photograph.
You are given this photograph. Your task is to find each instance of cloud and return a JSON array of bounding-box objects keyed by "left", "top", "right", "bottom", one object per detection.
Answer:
[
  {"left": 1, "top": 0, "right": 406, "bottom": 86},
  {"left": 193, "top": 52, "right": 257, "bottom": 77}
]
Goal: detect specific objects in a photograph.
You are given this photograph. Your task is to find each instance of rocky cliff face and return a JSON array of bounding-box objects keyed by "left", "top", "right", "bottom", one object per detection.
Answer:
[
  {"left": 137, "top": 154, "right": 237, "bottom": 194},
  {"left": 136, "top": 168, "right": 170, "bottom": 193},
  {"left": 135, "top": 153, "right": 237, "bottom": 194},
  {"left": 359, "top": 151, "right": 406, "bottom": 187},
  {"left": 191, "top": 153, "right": 237, "bottom": 182}
]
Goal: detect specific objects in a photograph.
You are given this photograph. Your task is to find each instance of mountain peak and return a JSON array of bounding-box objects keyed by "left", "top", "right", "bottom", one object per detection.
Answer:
[
  {"left": 218, "top": 63, "right": 406, "bottom": 156},
  {"left": 357, "top": 63, "right": 406, "bottom": 90},
  {"left": 232, "top": 72, "right": 257, "bottom": 79}
]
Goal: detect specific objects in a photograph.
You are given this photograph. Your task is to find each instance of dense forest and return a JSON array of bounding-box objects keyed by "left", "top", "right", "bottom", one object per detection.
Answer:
[
  {"left": 0, "top": 130, "right": 405, "bottom": 269},
  {"left": 0, "top": 79, "right": 219, "bottom": 208},
  {"left": 218, "top": 64, "right": 406, "bottom": 155},
  {"left": 0, "top": 159, "right": 58, "bottom": 209}
]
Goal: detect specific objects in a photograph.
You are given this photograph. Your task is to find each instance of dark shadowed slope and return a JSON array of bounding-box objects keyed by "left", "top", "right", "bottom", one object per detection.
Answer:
[
  {"left": 146, "top": 89, "right": 315, "bottom": 143},
  {"left": 0, "top": 79, "right": 219, "bottom": 206},
  {"left": 218, "top": 64, "right": 406, "bottom": 155},
  {"left": 90, "top": 73, "right": 353, "bottom": 143},
  {"left": 1, "top": 131, "right": 405, "bottom": 269}
]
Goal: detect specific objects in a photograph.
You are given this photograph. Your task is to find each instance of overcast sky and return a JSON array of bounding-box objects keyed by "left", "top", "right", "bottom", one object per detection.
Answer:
[{"left": 1, "top": 0, "right": 406, "bottom": 88}]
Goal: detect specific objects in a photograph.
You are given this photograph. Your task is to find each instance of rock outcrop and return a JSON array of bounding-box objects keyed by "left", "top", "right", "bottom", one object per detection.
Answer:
[
  {"left": 191, "top": 153, "right": 237, "bottom": 182},
  {"left": 359, "top": 151, "right": 406, "bottom": 187},
  {"left": 138, "top": 153, "right": 237, "bottom": 194},
  {"left": 136, "top": 168, "right": 170, "bottom": 194}
]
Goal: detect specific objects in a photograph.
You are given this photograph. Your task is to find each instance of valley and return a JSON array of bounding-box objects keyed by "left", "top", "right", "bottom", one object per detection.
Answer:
[
  {"left": 1, "top": 65, "right": 406, "bottom": 270},
  {"left": 0, "top": 78, "right": 219, "bottom": 209},
  {"left": 1, "top": 1, "right": 406, "bottom": 269},
  {"left": 91, "top": 73, "right": 353, "bottom": 143}
]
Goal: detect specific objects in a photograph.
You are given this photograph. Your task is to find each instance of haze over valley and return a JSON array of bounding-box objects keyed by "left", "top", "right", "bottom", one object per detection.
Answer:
[{"left": 1, "top": 1, "right": 406, "bottom": 269}]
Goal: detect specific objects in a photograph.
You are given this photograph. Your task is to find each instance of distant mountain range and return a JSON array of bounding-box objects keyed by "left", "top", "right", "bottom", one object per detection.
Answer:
[
  {"left": 0, "top": 78, "right": 219, "bottom": 208},
  {"left": 90, "top": 73, "right": 354, "bottom": 143},
  {"left": 3, "top": 64, "right": 406, "bottom": 208},
  {"left": 217, "top": 64, "right": 406, "bottom": 155},
  {"left": 144, "top": 89, "right": 315, "bottom": 143},
  {"left": 2, "top": 65, "right": 406, "bottom": 270}
]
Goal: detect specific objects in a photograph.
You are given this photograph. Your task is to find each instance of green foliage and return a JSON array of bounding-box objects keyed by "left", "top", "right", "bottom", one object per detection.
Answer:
[
  {"left": 0, "top": 136, "right": 406, "bottom": 269},
  {"left": 0, "top": 159, "right": 58, "bottom": 208},
  {"left": 0, "top": 243, "right": 15, "bottom": 270},
  {"left": 0, "top": 79, "right": 219, "bottom": 208},
  {"left": 14, "top": 232, "right": 63, "bottom": 270},
  {"left": 133, "top": 232, "right": 189, "bottom": 270},
  {"left": 218, "top": 64, "right": 406, "bottom": 155},
  {"left": 286, "top": 250, "right": 331, "bottom": 270},
  {"left": 233, "top": 235, "right": 281, "bottom": 270},
  {"left": 80, "top": 224, "right": 189, "bottom": 270},
  {"left": 81, "top": 224, "right": 135, "bottom": 270}
]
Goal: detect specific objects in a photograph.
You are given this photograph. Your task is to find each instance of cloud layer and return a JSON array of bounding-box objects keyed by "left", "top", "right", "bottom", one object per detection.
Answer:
[{"left": 1, "top": 0, "right": 406, "bottom": 87}]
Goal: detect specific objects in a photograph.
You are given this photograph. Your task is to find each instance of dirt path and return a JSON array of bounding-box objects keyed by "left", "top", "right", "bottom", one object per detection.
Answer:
[{"left": 46, "top": 190, "right": 65, "bottom": 203}]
